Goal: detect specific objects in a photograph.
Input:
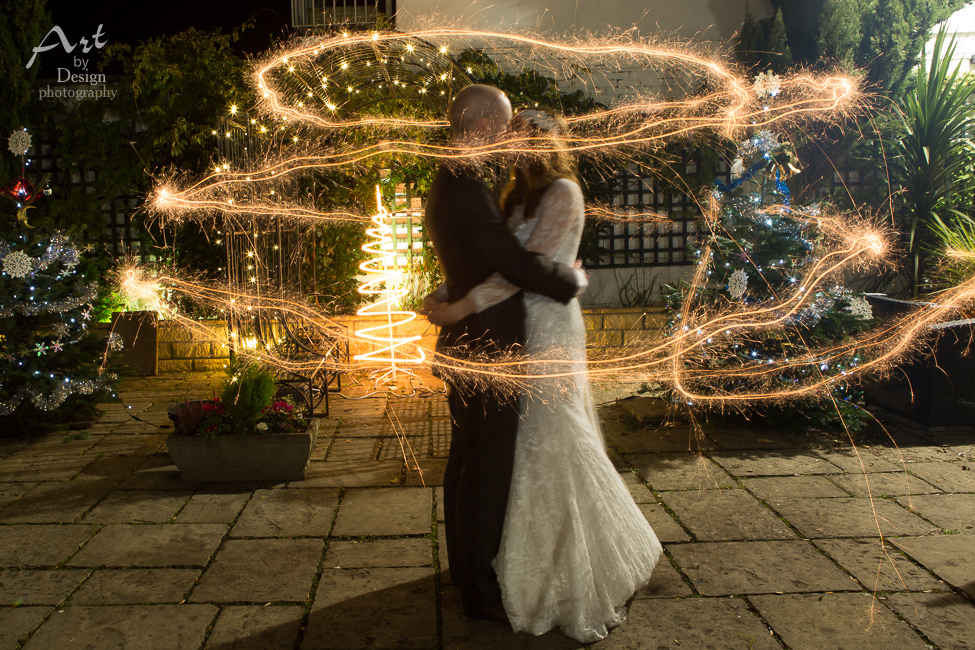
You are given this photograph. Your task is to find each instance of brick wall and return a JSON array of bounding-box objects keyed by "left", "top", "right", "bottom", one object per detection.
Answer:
[
  {"left": 157, "top": 321, "right": 231, "bottom": 374},
  {"left": 583, "top": 307, "right": 667, "bottom": 359}
]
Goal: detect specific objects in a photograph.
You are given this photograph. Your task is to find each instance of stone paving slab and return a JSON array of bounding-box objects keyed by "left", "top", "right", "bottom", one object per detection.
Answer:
[
  {"left": 710, "top": 450, "right": 843, "bottom": 477},
  {"left": 892, "top": 535, "right": 975, "bottom": 590},
  {"left": 670, "top": 540, "right": 857, "bottom": 596},
  {"left": 0, "top": 569, "right": 88, "bottom": 606},
  {"left": 0, "top": 478, "right": 116, "bottom": 523},
  {"left": 231, "top": 488, "right": 338, "bottom": 537},
  {"left": 326, "top": 538, "right": 432, "bottom": 568},
  {"left": 334, "top": 420, "right": 387, "bottom": 438},
  {"left": 705, "top": 428, "right": 799, "bottom": 450},
  {"left": 750, "top": 592, "right": 930, "bottom": 650},
  {"left": 205, "top": 605, "right": 304, "bottom": 650},
  {"left": 617, "top": 472, "right": 654, "bottom": 504},
  {"left": 636, "top": 504, "right": 690, "bottom": 543},
  {"left": 0, "top": 482, "right": 35, "bottom": 509},
  {"left": 829, "top": 471, "right": 941, "bottom": 497},
  {"left": 609, "top": 424, "right": 711, "bottom": 454},
  {"left": 0, "top": 455, "right": 95, "bottom": 482},
  {"left": 70, "top": 568, "right": 199, "bottom": 604},
  {"left": 0, "top": 606, "right": 51, "bottom": 650},
  {"left": 903, "top": 462, "right": 975, "bottom": 493},
  {"left": 765, "top": 497, "right": 934, "bottom": 538},
  {"left": 627, "top": 453, "right": 736, "bottom": 491},
  {"left": 332, "top": 487, "right": 432, "bottom": 537},
  {"left": 85, "top": 433, "right": 168, "bottom": 456},
  {"left": 814, "top": 450, "right": 904, "bottom": 473},
  {"left": 633, "top": 558, "right": 693, "bottom": 599},
  {"left": 440, "top": 583, "right": 580, "bottom": 650},
  {"left": 120, "top": 456, "right": 198, "bottom": 490},
  {"left": 75, "top": 454, "right": 148, "bottom": 481},
  {"left": 291, "top": 460, "right": 403, "bottom": 487},
  {"left": 813, "top": 538, "right": 948, "bottom": 592},
  {"left": 176, "top": 491, "right": 251, "bottom": 524},
  {"left": 11, "top": 435, "right": 101, "bottom": 457},
  {"left": 329, "top": 398, "right": 388, "bottom": 420},
  {"left": 407, "top": 458, "right": 447, "bottom": 487},
  {"left": 0, "top": 525, "right": 97, "bottom": 567},
  {"left": 190, "top": 539, "right": 322, "bottom": 603},
  {"left": 82, "top": 489, "right": 192, "bottom": 524},
  {"left": 661, "top": 489, "right": 796, "bottom": 541},
  {"left": 896, "top": 493, "right": 975, "bottom": 533},
  {"left": 21, "top": 604, "right": 217, "bottom": 650},
  {"left": 884, "top": 592, "right": 975, "bottom": 650},
  {"left": 326, "top": 437, "right": 381, "bottom": 462},
  {"left": 303, "top": 568, "right": 437, "bottom": 650},
  {"left": 68, "top": 524, "right": 228, "bottom": 567},
  {"left": 596, "top": 597, "right": 781, "bottom": 650},
  {"left": 742, "top": 475, "right": 850, "bottom": 500}
]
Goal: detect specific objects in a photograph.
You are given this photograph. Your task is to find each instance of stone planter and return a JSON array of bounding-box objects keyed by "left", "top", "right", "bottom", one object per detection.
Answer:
[{"left": 166, "top": 402, "right": 319, "bottom": 482}]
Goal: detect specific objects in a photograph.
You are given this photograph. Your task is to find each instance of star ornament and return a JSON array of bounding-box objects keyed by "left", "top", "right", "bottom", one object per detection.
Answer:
[
  {"left": 2, "top": 250, "right": 33, "bottom": 278},
  {"left": 7, "top": 129, "right": 31, "bottom": 156}
]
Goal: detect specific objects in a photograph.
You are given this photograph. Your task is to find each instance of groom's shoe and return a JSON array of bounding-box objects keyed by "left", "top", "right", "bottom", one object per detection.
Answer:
[{"left": 469, "top": 604, "right": 510, "bottom": 625}]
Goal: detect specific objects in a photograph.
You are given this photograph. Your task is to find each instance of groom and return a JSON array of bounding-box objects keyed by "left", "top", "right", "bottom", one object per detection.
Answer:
[{"left": 422, "top": 84, "right": 587, "bottom": 620}]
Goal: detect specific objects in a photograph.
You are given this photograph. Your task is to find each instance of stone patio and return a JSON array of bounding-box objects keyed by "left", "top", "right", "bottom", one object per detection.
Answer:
[{"left": 0, "top": 372, "right": 973, "bottom": 650}]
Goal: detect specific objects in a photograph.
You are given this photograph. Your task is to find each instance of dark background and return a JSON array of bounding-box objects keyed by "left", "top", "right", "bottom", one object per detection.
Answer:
[{"left": 35, "top": 0, "right": 293, "bottom": 78}]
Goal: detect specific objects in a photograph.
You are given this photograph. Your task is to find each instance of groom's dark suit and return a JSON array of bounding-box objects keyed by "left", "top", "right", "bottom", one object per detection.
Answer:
[{"left": 424, "top": 164, "right": 578, "bottom": 614}]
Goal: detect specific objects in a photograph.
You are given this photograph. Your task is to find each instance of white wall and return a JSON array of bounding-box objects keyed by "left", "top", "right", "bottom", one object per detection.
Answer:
[
  {"left": 398, "top": 0, "right": 771, "bottom": 42},
  {"left": 928, "top": 4, "right": 975, "bottom": 73},
  {"left": 579, "top": 266, "right": 692, "bottom": 308}
]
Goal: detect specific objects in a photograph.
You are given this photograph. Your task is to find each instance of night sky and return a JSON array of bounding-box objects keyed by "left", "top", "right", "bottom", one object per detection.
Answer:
[{"left": 36, "top": 0, "right": 293, "bottom": 78}]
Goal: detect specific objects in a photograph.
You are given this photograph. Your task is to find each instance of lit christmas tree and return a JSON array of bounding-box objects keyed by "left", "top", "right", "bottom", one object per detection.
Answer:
[{"left": 0, "top": 129, "right": 114, "bottom": 431}]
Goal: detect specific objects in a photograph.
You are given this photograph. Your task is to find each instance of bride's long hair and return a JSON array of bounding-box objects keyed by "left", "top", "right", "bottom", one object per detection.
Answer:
[{"left": 500, "top": 110, "right": 577, "bottom": 222}]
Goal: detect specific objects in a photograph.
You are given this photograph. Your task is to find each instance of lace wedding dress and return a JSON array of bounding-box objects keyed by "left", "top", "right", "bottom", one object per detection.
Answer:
[{"left": 466, "top": 178, "right": 663, "bottom": 642}]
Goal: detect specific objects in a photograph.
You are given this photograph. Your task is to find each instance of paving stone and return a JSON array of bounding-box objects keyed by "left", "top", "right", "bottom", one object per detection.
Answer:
[
  {"left": 829, "top": 471, "right": 941, "bottom": 497},
  {"left": 596, "top": 597, "right": 780, "bottom": 650},
  {"left": 633, "top": 557, "right": 693, "bottom": 599},
  {"left": 332, "top": 487, "right": 432, "bottom": 537},
  {"left": 765, "top": 497, "right": 935, "bottom": 538},
  {"left": 661, "top": 489, "right": 796, "bottom": 541},
  {"left": 205, "top": 605, "right": 303, "bottom": 650},
  {"left": 191, "top": 538, "right": 322, "bottom": 603},
  {"left": 120, "top": 456, "right": 198, "bottom": 490},
  {"left": 670, "top": 540, "right": 856, "bottom": 596},
  {"left": 813, "top": 539, "right": 947, "bottom": 592},
  {"left": 435, "top": 524, "right": 449, "bottom": 576},
  {"left": 0, "top": 482, "right": 37, "bottom": 509},
  {"left": 710, "top": 450, "right": 843, "bottom": 477},
  {"left": 406, "top": 458, "right": 446, "bottom": 487},
  {"left": 609, "top": 424, "right": 712, "bottom": 454},
  {"left": 303, "top": 568, "right": 437, "bottom": 650},
  {"left": 70, "top": 568, "right": 199, "bottom": 604},
  {"left": 873, "top": 445, "right": 960, "bottom": 464},
  {"left": 903, "top": 462, "right": 975, "bottom": 493},
  {"left": 0, "top": 525, "right": 97, "bottom": 567},
  {"left": 618, "top": 472, "right": 654, "bottom": 503},
  {"left": 896, "top": 493, "right": 975, "bottom": 533},
  {"left": 75, "top": 455, "right": 148, "bottom": 481},
  {"left": 742, "top": 475, "right": 850, "bottom": 500},
  {"left": 0, "top": 569, "right": 88, "bottom": 606},
  {"left": 628, "top": 452, "right": 736, "bottom": 491},
  {"left": 290, "top": 460, "right": 403, "bottom": 488},
  {"left": 705, "top": 428, "right": 799, "bottom": 450},
  {"left": 377, "top": 434, "right": 426, "bottom": 461},
  {"left": 13, "top": 436, "right": 100, "bottom": 457},
  {"left": 439, "top": 583, "right": 580, "bottom": 650},
  {"left": 325, "top": 437, "right": 380, "bottom": 462},
  {"left": 884, "top": 592, "right": 975, "bottom": 650},
  {"left": 435, "top": 486, "right": 445, "bottom": 522},
  {"left": 637, "top": 503, "right": 690, "bottom": 543},
  {"left": 751, "top": 593, "right": 929, "bottom": 650},
  {"left": 814, "top": 450, "right": 903, "bottom": 473},
  {"left": 892, "top": 535, "right": 975, "bottom": 590},
  {"left": 616, "top": 397, "right": 672, "bottom": 425},
  {"left": 326, "top": 538, "right": 432, "bottom": 568},
  {"left": 231, "top": 488, "right": 338, "bottom": 537},
  {"left": 0, "top": 607, "right": 51, "bottom": 650},
  {"left": 176, "top": 491, "right": 251, "bottom": 524},
  {"left": 21, "top": 604, "right": 216, "bottom": 650},
  {"left": 0, "top": 439, "right": 28, "bottom": 460},
  {"left": 82, "top": 489, "right": 192, "bottom": 524},
  {"left": 67, "top": 524, "right": 228, "bottom": 567},
  {"left": 330, "top": 398, "right": 388, "bottom": 420},
  {"left": 0, "top": 455, "right": 94, "bottom": 482},
  {"left": 334, "top": 421, "right": 388, "bottom": 438},
  {"left": 0, "top": 478, "right": 116, "bottom": 524},
  {"left": 86, "top": 433, "right": 168, "bottom": 456},
  {"left": 431, "top": 418, "right": 451, "bottom": 458}
]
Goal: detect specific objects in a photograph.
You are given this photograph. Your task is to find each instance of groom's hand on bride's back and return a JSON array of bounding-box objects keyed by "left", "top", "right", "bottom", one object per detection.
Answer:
[{"left": 573, "top": 259, "right": 589, "bottom": 296}]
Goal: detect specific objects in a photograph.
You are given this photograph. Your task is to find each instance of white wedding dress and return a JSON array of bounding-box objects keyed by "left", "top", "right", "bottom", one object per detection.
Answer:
[{"left": 466, "top": 178, "right": 662, "bottom": 643}]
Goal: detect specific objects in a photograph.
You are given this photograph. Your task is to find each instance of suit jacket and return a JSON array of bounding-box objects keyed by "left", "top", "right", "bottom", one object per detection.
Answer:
[{"left": 424, "top": 165, "right": 578, "bottom": 306}]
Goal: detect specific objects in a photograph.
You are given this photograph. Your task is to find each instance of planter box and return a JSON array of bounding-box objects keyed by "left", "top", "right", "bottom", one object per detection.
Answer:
[{"left": 166, "top": 417, "right": 320, "bottom": 482}]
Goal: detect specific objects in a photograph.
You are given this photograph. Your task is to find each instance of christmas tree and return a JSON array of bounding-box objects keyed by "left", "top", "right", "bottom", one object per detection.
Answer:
[
  {"left": 0, "top": 128, "right": 114, "bottom": 433},
  {"left": 664, "top": 127, "right": 878, "bottom": 429}
]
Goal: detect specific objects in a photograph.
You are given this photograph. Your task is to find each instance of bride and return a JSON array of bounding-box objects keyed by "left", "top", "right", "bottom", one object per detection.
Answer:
[{"left": 428, "top": 109, "right": 662, "bottom": 643}]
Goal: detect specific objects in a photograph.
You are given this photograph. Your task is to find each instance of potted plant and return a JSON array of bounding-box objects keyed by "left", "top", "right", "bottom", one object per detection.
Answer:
[{"left": 166, "top": 363, "right": 319, "bottom": 481}]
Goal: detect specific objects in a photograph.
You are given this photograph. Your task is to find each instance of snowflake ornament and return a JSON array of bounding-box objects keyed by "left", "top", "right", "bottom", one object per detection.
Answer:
[
  {"left": 727, "top": 269, "right": 749, "bottom": 300},
  {"left": 2, "top": 250, "right": 33, "bottom": 278},
  {"left": 847, "top": 296, "right": 873, "bottom": 321},
  {"left": 730, "top": 157, "right": 745, "bottom": 180},
  {"left": 107, "top": 332, "right": 125, "bottom": 352},
  {"left": 754, "top": 72, "right": 781, "bottom": 99},
  {"left": 7, "top": 129, "right": 31, "bottom": 156}
]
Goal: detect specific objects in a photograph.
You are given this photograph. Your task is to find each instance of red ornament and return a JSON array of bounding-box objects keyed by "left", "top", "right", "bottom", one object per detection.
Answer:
[{"left": 0, "top": 177, "right": 34, "bottom": 201}]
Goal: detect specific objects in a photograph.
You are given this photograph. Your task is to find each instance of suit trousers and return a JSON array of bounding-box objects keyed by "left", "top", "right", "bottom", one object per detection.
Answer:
[{"left": 438, "top": 293, "right": 524, "bottom": 614}]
